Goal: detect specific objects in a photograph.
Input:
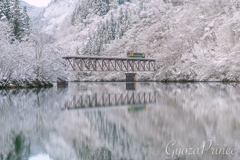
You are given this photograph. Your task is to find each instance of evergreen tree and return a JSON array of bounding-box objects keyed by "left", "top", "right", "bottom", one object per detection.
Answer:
[
  {"left": 115, "top": 22, "right": 121, "bottom": 39},
  {"left": 105, "top": 20, "right": 110, "bottom": 43},
  {"left": 81, "top": 0, "right": 140, "bottom": 55},
  {"left": 71, "top": 0, "right": 111, "bottom": 25},
  {"left": 95, "top": 22, "right": 104, "bottom": 54},
  {"left": 83, "top": 31, "right": 93, "bottom": 55},
  {"left": 71, "top": 8, "right": 76, "bottom": 25},
  {"left": 22, "top": 6, "right": 30, "bottom": 35},
  {"left": 109, "top": 0, "right": 117, "bottom": 10},
  {"left": 118, "top": 8, "right": 124, "bottom": 25},
  {"left": 101, "top": 21, "right": 107, "bottom": 43},
  {"left": 124, "top": 8, "right": 130, "bottom": 31},
  {"left": 76, "top": 46, "right": 80, "bottom": 55},
  {"left": 71, "top": 5, "right": 82, "bottom": 25},
  {"left": 118, "top": 0, "right": 125, "bottom": 5},
  {"left": 3, "top": 0, "right": 12, "bottom": 20},
  {"left": 94, "top": 0, "right": 108, "bottom": 16},
  {"left": 80, "top": 1, "right": 89, "bottom": 19},
  {"left": 139, "top": 0, "right": 144, "bottom": 12},
  {"left": 110, "top": 12, "right": 116, "bottom": 40},
  {"left": 12, "top": 0, "right": 23, "bottom": 40},
  {"left": 0, "top": 0, "right": 4, "bottom": 18},
  {"left": 115, "top": 8, "right": 125, "bottom": 39},
  {"left": 92, "top": 33, "right": 96, "bottom": 55}
]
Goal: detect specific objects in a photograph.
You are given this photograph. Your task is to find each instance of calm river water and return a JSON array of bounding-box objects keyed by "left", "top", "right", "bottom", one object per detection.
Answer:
[{"left": 1, "top": 82, "right": 240, "bottom": 160}]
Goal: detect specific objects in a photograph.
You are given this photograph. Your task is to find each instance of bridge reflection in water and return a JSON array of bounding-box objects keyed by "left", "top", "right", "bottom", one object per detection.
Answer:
[
  {"left": 126, "top": 82, "right": 135, "bottom": 90},
  {"left": 65, "top": 91, "right": 156, "bottom": 109}
]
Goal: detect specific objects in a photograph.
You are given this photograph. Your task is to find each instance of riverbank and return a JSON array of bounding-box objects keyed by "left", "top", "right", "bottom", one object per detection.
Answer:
[
  {"left": 69, "top": 71, "right": 240, "bottom": 83},
  {"left": 0, "top": 80, "right": 53, "bottom": 89},
  {"left": 1, "top": 78, "right": 240, "bottom": 90}
]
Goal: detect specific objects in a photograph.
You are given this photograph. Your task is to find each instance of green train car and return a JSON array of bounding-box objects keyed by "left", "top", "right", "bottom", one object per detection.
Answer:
[
  {"left": 127, "top": 52, "right": 145, "bottom": 58},
  {"left": 128, "top": 106, "right": 146, "bottom": 112}
]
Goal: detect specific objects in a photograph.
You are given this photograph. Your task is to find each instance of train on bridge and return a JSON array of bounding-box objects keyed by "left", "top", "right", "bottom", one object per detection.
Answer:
[{"left": 127, "top": 52, "right": 145, "bottom": 58}]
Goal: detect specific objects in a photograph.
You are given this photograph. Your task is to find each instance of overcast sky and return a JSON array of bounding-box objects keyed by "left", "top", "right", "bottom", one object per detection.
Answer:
[{"left": 23, "top": 0, "right": 51, "bottom": 7}]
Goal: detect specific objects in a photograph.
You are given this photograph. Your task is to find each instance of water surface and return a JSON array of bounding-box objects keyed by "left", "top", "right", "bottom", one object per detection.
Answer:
[{"left": 1, "top": 82, "right": 240, "bottom": 160}]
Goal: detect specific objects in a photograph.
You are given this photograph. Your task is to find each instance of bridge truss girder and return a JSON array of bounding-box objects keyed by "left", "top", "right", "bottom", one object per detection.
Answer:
[{"left": 63, "top": 56, "right": 156, "bottom": 72}]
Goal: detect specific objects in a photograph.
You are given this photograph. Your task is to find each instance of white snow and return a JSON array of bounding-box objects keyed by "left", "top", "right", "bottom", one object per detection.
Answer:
[
  {"left": 1, "top": 0, "right": 240, "bottom": 84},
  {"left": 34, "top": 0, "right": 78, "bottom": 35},
  {"left": 34, "top": 0, "right": 240, "bottom": 81}
]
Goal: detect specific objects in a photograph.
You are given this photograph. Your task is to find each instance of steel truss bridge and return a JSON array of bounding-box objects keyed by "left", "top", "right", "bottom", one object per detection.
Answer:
[
  {"left": 63, "top": 56, "right": 156, "bottom": 72},
  {"left": 64, "top": 91, "right": 156, "bottom": 109}
]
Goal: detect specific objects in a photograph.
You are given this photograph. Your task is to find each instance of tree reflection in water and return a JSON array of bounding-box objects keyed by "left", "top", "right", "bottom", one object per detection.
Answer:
[{"left": 0, "top": 82, "right": 240, "bottom": 160}]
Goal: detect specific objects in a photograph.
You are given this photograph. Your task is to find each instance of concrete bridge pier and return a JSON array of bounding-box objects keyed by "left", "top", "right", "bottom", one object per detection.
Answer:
[
  {"left": 125, "top": 73, "right": 136, "bottom": 90},
  {"left": 125, "top": 73, "right": 137, "bottom": 82}
]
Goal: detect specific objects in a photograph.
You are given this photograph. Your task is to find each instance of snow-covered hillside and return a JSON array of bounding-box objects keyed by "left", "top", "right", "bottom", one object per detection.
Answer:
[
  {"left": 33, "top": 0, "right": 78, "bottom": 35},
  {"left": 0, "top": 0, "right": 67, "bottom": 88},
  {"left": 14, "top": 0, "right": 240, "bottom": 82},
  {"left": 20, "top": 0, "right": 43, "bottom": 25}
]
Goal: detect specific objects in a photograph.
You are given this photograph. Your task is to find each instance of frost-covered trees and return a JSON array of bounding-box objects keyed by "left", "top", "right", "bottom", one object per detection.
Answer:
[
  {"left": 0, "top": 0, "right": 4, "bottom": 18},
  {"left": 22, "top": 6, "right": 30, "bottom": 35},
  {"left": 70, "top": 0, "right": 240, "bottom": 81},
  {"left": 71, "top": 0, "right": 110, "bottom": 24},
  {"left": 0, "top": 0, "right": 65, "bottom": 87},
  {"left": 12, "top": 0, "right": 23, "bottom": 39},
  {"left": 69, "top": 0, "right": 147, "bottom": 56},
  {"left": 71, "top": 0, "right": 133, "bottom": 25},
  {"left": 1, "top": 0, "right": 12, "bottom": 20},
  {"left": 0, "top": 0, "right": 30, "bottom": 40},
  {"left": 82, "top": 4, "right": 138, "bottom": 55},
  {"left": 0, "top": 7, "right": 65, "bottom": 87},
  {"left": 0, "top": 22, "right": 66, "bottom": 87},
  {"left": 16, "top": 0, "right": 240, "bottom": 82}
]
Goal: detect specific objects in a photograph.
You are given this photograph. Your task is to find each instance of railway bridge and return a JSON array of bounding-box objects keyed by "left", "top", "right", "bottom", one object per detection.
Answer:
[
  {"left": 63, "top": 56, "right": 156, "bottom": 81},
  {"left": 63, "top": 56, "right": 156, "bottom": 72}
]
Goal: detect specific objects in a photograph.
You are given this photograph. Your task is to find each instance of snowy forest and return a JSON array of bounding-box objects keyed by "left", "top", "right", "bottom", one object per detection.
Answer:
[
  {"left": 0, "top": 0, "right": 65, "bottom": 88},
  {"left": 1, "top": 0, "right": 240, "bottom": 87}
]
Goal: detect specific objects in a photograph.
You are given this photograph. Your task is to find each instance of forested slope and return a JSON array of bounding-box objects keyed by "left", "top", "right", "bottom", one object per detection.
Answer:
[
  {"left": 0, "top": 0, "right": 66, "bottom": 88},
  {"left": 43, "top": 0, "right": 240, "bottom": 81},
  {"left": 1, "top": 0, "right": 240, "bottom": 84}
]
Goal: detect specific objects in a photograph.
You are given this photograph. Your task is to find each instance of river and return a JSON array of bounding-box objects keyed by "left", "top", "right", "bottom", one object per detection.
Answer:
[{"left": 0, "top": 82, "right": 240, "bottom": 160}]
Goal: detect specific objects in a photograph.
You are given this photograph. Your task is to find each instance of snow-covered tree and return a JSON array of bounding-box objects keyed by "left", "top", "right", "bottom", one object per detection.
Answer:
[
  {"left": 71, "top": 0, "right": 111, "bottom": 25},
  {"left": 94, "top": 0, "right": 110, "bottom": 16},
  {"left": 0, "top": 20, "right": 66, "bottom": 87},
  {"left": 76, "top": 46, "right": 80, "bottom": 55},
  {"left": 81, "top": 5, "right": 137, "bottom": 55},
  {"left": 11, "top": 0, "right": 24, "bottom": 40},
  {"left": 22, "top": 6, "right": 30, "bottom": 35},
  {"left": 0, "top": 0, "right": 4, "bottom": 18},
  {"left": 109, "top": 12, "right": 116, "bottom": 40},
  {"left": 2, "top": 0, "right": 13, "bottom": 20},
  {"left": 83, "top": 31, "right": 93, "bottom": 55},
  {"left": 0, "top": 0, "right": 31, "bottom": 40}
]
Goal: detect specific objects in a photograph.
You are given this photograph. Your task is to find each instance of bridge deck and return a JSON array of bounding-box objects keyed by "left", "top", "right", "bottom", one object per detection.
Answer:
[
  {"left": 63, "top": 56, "right": 156, "bottom": 71},
  {"left": 63, "top": 56, "right": 156, "bottom": 61}
]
